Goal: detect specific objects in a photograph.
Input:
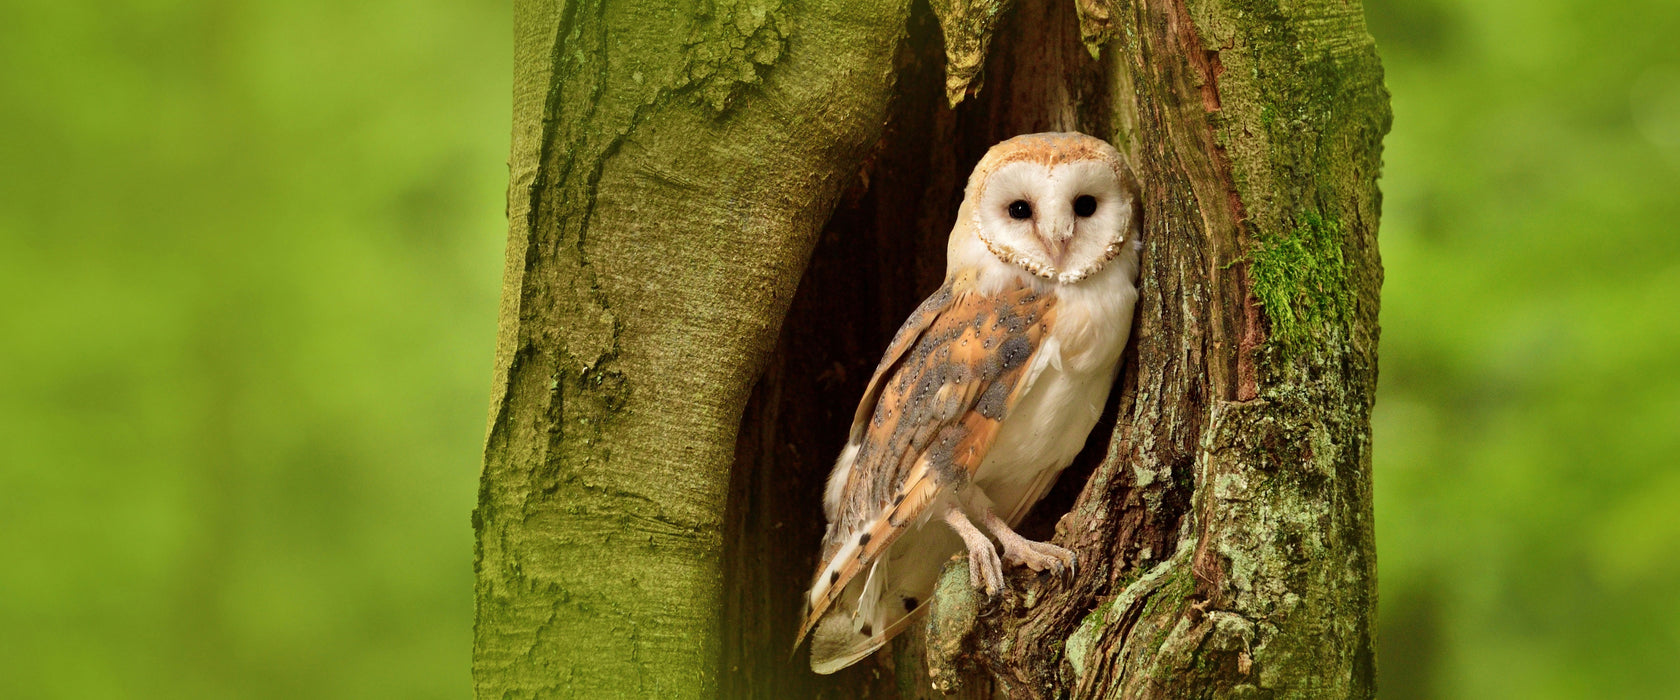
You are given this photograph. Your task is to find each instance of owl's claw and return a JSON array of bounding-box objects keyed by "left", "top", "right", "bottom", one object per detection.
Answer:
[
  {"left": 984, "top": 509, "right": 1077, "bottom": 579},
  {"left": 968, "top": 540, "right": 1006, "bottom": 597},
  {"left": 943, "top": 506, "right": 1006, "bottom": 596},
  {"left": 1001, "top": 537, "right": 1078, "bottom": 578}
]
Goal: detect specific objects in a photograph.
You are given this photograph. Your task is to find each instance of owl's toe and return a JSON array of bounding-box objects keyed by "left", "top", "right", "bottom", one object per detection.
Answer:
[
  {"left": 967, "top": 544, "right": 1005, "bottom": 597},
  {"left": 1000, "top": 538, "right": 1077, "bottom": 578}
]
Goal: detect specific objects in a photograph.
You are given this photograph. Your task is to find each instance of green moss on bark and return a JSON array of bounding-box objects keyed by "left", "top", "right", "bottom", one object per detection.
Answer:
[{"left": 1249, "top": 211, "right": 1353, "bottom": 351}]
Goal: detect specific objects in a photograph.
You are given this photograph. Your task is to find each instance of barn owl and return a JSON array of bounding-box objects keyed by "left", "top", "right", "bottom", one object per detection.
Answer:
[{"left": 799, "top": 132, "right": 1142, "bottom": 673}]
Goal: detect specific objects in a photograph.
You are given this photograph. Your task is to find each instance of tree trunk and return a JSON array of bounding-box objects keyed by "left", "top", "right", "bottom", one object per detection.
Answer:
[
  {"left": 470, "top": 0, "right": 915, "bottom": 695},
  {"left": 474, "top": 0, "right": 1388, "bottom": 697}
]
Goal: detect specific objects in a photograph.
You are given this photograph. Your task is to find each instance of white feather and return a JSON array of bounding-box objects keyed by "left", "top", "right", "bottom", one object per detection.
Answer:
[
  {"left": 855, "top": 558, "right": 885, "bottom": 631},
  {"left": 823, "top": 443, "right": 859, "bottom": 521},
  {"left": 961, "top": 223, "right": 1139, "bottom": 511}
]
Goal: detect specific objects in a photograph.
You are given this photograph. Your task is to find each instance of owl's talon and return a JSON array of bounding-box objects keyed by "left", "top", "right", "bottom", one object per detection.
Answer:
[
  {"left": 944, "top": 506, "right": 1006, "bottom": 596},
  {"left": 1001, "top": 537, "right": 1077, "bottom": 576},
  {"left": 969, "top": 544, "right": 1005, "bottom": 597},
  {"left": 984, "top": 509, "right": 1078, "bottom": 579}
]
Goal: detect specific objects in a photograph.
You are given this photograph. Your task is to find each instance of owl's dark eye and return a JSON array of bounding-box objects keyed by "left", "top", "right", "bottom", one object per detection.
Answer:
[
  {"left": 1073, "top": 194, "right": 1098, "bottom": 217},
  {"left": 1007, "top": 200, "right": 1033, "bottom": 220}
]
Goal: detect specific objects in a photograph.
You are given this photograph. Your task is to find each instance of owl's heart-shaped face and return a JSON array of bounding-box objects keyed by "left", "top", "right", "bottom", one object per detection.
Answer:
[{"left": 964, "top": 134, "right": 1134, "bottom": 284}]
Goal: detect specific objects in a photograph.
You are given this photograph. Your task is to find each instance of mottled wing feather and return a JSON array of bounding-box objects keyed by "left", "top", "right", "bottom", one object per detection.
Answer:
[
  {"left": 840, "top": 284, "right": 957, "bottom": 448},
  {"left": 798, "top": 281, "right": 1058, "bottom": 645}
]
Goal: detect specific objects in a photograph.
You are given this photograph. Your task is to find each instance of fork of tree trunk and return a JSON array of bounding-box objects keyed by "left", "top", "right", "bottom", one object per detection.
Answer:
[{"left": 471, "top": 0, "right": 1389, "bottom": 696}]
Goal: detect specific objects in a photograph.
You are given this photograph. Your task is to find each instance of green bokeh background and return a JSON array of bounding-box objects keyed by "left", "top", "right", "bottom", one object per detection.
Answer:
[{"left": 1, "top": 0, "right": 1674, "bottom": 697}]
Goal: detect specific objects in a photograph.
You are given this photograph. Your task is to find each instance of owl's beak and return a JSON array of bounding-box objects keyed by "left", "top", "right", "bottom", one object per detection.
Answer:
[
  {"left": 1040, "top": 220, "right": 1074, "bottom": 268},
  {"left": 1042, "top": 236, "right": 1068, "bottom": 267}
]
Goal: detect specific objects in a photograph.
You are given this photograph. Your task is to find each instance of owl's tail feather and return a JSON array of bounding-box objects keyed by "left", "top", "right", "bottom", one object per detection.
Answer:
[{"left": 809, "top": 514, "right": 961, "bottom": 674}]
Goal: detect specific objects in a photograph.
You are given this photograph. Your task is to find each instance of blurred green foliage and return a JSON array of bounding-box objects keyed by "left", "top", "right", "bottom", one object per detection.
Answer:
[
  {"left": 0, "top": 0, "right": 509, "bottom": 697},
  {"left": 1, "top": 0, "right": 1676, "bottom": 697},
  {"left": 1366, "top": 0, "right": 1680, "bottom": 696}
]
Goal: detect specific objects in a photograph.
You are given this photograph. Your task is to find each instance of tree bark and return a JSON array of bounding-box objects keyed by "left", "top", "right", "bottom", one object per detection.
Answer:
[
  {"left": 475, "top": 0, "right": 1388, "bottom": 697},
  {"left": 928, "top": 0, "right": 1391, "bottom": 697},
  {"left": 471, "top": 0, "right": 914, "bottom": 696}
]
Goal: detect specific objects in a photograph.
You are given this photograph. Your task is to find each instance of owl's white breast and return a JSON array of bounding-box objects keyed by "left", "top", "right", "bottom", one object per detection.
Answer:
[{"left": 969, "top": 242, "right": 1139, "bottom": 508}]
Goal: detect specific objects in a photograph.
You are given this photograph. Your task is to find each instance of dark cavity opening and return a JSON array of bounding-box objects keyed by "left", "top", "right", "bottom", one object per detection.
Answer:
[{"left": 720, "top": 0, "right": 1112, "bottom": 695}]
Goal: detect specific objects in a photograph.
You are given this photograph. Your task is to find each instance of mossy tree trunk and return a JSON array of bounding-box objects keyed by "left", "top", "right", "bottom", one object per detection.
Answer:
[
  {"left": 471, "top": 0, "right": 915, "bottom": 695},
  {"left": 473, "top": 0, "right": 1388, "bottom": 697}
]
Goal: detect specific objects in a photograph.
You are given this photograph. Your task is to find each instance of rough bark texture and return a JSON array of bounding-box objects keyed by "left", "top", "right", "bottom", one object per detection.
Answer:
[
  {"left": 477, "top": 0, "right": 1388, "bottom": 696},
  {"left": 472, "top": 0, "right": 913, "bottom": 696},
  {"left": 932, "top": 0, "right": 1390, "bottom": 696}
]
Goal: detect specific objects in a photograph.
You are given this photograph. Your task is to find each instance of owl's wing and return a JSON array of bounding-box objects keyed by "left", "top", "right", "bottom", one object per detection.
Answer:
[{"left": 798, "top": 275, "right": 1059, "bottom": 653}]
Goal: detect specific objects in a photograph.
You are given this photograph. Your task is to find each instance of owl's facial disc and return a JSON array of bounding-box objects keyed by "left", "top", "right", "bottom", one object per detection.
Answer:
[{"left": 974, "top": 159, "right": 1131, "bottom": 284}]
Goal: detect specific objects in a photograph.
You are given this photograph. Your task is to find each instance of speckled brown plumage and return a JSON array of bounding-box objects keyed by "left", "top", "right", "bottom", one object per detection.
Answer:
[{"left": 797, "top": 275, "right": 1057, "bottom": 644}]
